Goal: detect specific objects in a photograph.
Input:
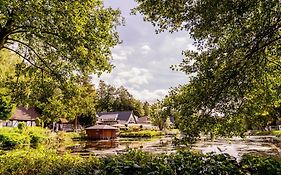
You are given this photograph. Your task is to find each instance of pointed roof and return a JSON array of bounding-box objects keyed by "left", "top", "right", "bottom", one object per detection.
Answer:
[
  {"left": 97, "top": 111, "right": 136, "bottom": 122},
  {"left": 138, "top": 116, "right": 151, "bottom": 124},
  {"left": 99, "top": 114, "right": 118, "bottom": 121},
  {"left": 86, "top": 125, "right": 118, "bottom": 130},
  {"left": 10, "top": 107, "right": 40, "bottom": 121}
]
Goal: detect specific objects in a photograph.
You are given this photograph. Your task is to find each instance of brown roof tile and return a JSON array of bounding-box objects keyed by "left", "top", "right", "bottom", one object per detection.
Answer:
[
  {"left": 86, "top": 125, "right": 118, "bottom": 130},
  {"left": 10, "top": 107, "right": 40, "bottom": 121}
]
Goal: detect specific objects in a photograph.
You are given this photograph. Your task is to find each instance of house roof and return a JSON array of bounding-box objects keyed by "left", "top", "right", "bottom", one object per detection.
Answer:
[
  {"left": 10, "top": 107, "right": 40, "bottom": 121},
  {"left": 138, "top": 116, "right": 150, "bottom": 124},
  {"left": 86, "top": 125, "right": 118, "bottom": 130},
  {"left": 97, "top": 111, "right": 136, "bottom": 122},
  {"left": 99, "top": 114, "right": 118, "bottom": 121},
  {"left": 58, "top": 118, "right": 69, "bottom": 124}
]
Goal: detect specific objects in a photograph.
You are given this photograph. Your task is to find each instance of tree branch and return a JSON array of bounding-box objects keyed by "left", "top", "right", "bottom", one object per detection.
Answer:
[
  {"left": 7, "top": 38, "right": 59, "bottom": 78},
  {"left": 3, "top": 46, "right": 43, "bottom": 71},
  {"left": 245, "top": 36, "right": 281, "bottom": 59},
  {"left": 13, "top": 25, "right": 60, "bottom": 37},
  {"left": 9, "top": 30, "right": 28, "bottom": 35}
]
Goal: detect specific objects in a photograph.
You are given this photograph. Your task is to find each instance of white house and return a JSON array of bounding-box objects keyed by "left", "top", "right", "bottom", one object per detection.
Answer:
[
  {"left": 4, "top": 107, "right": 39, "bottom": 127},
  {"left": 97, "top": 111, "right": 138, "bottom": 126}
]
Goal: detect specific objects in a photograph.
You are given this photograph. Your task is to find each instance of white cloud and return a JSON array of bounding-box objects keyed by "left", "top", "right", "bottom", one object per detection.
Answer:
[
  {"left": 141, "top": 44, "right": 151, "bottom": 54},
  {"left": 118, "top": 67, "right": 153, "bottom": 88},
  {"left": 112, "top": 46, "right": 134, "bottom": 61},
  {"left": 128, "top": 88, "right": 169, "bottom": 103},
  {"left": 93, "top": 0, "right": 194, "bottom": 103},
  {"left": 175, "top": 37, "right": 188, "bottom": 43},
  {"left": 92, "top": 66, "right": 153, "bottom": 90}
]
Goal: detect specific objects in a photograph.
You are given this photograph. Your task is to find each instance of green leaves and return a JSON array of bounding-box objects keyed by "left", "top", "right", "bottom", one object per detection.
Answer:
[
  {"left": 135, "top": 0, "right": 281, "bottom": 138},
  {"left": 96, "top": 81, "right": 145, "bottom": 116},
  {"left": 0, "top": 148, "right": 280, "bottom": 174},
  {"left": 0, "top": 94, "right": 15, "bottom": 120},
  {"left": 150, "top": 100, "right": 171, "bottom": 131},
  {"left": 0, "top": 0, "right": 121, "bottom": 80}
]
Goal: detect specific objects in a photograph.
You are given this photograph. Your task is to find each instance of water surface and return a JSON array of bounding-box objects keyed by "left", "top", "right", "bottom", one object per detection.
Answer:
[{"left": 68, "top": 136, "right": 281, "bottom": 160}]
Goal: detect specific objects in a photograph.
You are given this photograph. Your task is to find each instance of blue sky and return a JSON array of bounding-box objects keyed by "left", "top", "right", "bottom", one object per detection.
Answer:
[{"left": 92, "top": 0, "right": 195, "bottom": 103}]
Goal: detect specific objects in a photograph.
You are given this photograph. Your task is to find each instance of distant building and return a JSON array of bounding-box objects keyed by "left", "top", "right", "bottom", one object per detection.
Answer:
[
  {"left": 85, "top": 125, "right": 118, "bottom": 140},
  {"left": 4, "top": 107, "right": 39, "bottom": 127},
  {"left": 56, "top": 118, "right": 75, "bottom": 131},
  {"left": 137, "top": 116, "right": 151, "bottom": 124},
  {"left": 97, "top": 111, "right": 138, "bottom": 126}
]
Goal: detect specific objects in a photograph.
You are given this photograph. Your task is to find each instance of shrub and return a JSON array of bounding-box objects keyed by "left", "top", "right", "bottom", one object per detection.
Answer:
[
  {"left": 0, "top": 149, "right": 101, "bottom": 175},
  {"left": 17, "top": 122, "right": 26, "bottom": 132},
  {"left": 240, "top": 154, "right": 281, "bottom": 175},
  {"left": 119, "top": 130, "right": 163, "bottom": 138},
  {"left": 272, "top": 130, "right": 281, "bottom": 137},
  {"left": 0, "top": 127, "right": 48, "bottom": 149},
  {"left": 0, "top": 149, "right": 280, "bottom": 175},
  {"left": 0, "top": 132, "right": 29, "bottom": 149}
]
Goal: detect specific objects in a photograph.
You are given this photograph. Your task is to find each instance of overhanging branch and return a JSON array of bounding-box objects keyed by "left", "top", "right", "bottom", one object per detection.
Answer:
[
  {"left": 7, "top": 38, "right": 60, "bottom": 79},
  {"left": 3, "top": 46, "right": 43, "bottom": 71}
]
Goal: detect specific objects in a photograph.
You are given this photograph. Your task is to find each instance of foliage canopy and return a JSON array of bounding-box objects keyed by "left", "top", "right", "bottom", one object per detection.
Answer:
[
  {"left": 0, "top": 0, "right": 121, "bottom": 80},
  {"left": 135, "top": 0, "right": 281, "bottom": 138}
]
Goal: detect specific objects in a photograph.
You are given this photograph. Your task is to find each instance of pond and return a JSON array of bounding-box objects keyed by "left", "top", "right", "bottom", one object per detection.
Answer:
[{"left": 68, "top": 136, "right": 281, "bottom": 160}]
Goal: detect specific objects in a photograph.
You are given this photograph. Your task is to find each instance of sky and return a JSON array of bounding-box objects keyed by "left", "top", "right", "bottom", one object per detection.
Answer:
[{"left": 92, "top": 0, "right": 195, "bottom": 103}]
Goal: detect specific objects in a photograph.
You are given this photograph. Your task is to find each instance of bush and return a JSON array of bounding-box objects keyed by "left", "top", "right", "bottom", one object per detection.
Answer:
[
  {"left": 249, "top": 130, "right": 281, "bottom": 137},
  {"left": 119, "top": 130, "right": 163, "bottom": 138},
  {"left": 0, "top": 149, "right": 101, "bottom": 175},
  {"left": 240, "top": 154, "right": 281, "bottom": 175},
  {"left": 0, "top": 133, "right": 29, "bottom": 149},
  {"left": 17, "top": 122, "right": 26, "bottom": 131},
  {"left": 0, "top": 127, "right": 48, "bottom": 149},
  {"left": 250, "top": 130, "right": 271, "bottom": 136},
  {"left": 0, "top": 149, "right": 280, "bottom": 175},
  {"left": 272, "top": 130, "right": 281, "bottom": 137}
]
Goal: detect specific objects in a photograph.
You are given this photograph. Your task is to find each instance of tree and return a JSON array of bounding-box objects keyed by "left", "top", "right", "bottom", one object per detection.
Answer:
[
  {"left": 0, "top": 49, "right": 21, "bottom": 97},
  {"left": 135, "top": 0, "right": 281, "bottom": 135},
  {"left": 0, "top": 94, "right": 15, "bottom": 120},
  {"left": 143, "top": 101, "right": 150, "bottom": 116},
  {"left": 4, "top": 59, "right": 97, "bottom": 127},
  {"left": 150, "top": 101, "right": 169, "bottom": 131},
  {"left": 132, "top": 99, "right": 145, "bottom": 117},
  {"left": 0, "top": 1, "right": 121, "bottom": 126},
  {"left": 96, "top": 81, "right": 145, "bottom": 116},
  {"left": 78, "top": 114, "right": 95, "bottom": 128},
  {"left": 65, "top": 77, "right": 97, "bottom": 129},
  {"left": 0, "top": 49, "right": 21, "bottom": 84},
  {"left": 167, "top": 84, "right": 247, "bottom": 143},
  {"left": 0, "top": 50, "right": 19, "bottom": 120},
  {"left": 96, "top": 80, "right": 116, "bottom": 112},
  {"left": 240, "top": 70, "right": 281, "bottom": 129},
  {"left": 0, "top": 0, "right": 121, "bottom": 81}
]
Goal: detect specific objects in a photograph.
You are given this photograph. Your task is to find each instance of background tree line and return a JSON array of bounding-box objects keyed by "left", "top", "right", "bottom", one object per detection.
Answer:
[{"left": 96, "top": 80, "right": 150, "bottom": 117}]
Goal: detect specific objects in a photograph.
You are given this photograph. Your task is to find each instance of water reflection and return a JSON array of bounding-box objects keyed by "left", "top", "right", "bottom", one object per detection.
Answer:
[
  {"left": 68, "top": 136, "right": 281, "bottom": 159},
  {"left": 83, "top": 140, "right": 118, "bottom": 150},
  {"left": 193, "top": 136, "right": 281, "bottom": 160}
]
